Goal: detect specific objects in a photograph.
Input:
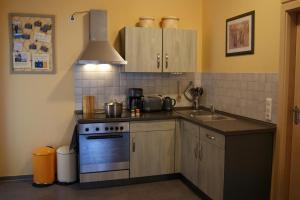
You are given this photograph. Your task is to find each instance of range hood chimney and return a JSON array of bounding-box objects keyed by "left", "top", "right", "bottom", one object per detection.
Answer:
[{"left": 77, "top": 10, "right": 127, "bottom": 65}]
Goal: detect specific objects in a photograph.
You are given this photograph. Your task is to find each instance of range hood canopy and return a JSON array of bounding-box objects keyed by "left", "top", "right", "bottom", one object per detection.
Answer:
[{"left": 77, "top": 10, "right": 127, "bottom": 65}]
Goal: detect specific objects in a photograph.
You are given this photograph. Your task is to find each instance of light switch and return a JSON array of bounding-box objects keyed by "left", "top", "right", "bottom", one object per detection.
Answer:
[{"left": 265, "top": 98, "right": 272, "bottom": 121}]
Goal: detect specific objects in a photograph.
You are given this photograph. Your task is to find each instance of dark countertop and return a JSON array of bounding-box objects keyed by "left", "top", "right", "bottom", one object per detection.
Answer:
[
  {"left": 75, "top": 110, "right": 178, "bottom": 123},
  {"left": 75, "top": 108, "right": 276, "bottom": 136}
]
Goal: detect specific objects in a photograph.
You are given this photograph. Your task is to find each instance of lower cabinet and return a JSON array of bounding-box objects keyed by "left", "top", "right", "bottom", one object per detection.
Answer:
[
  {"left": 198, "top": 128, "right": 225, "bottom": 200},
  {"left": 181, "top": 120, "right": 274, "bottom": 200},
  {"left": 130, "top": 120, "right": 175, "bottom": 178},
  {"left": 181, "top": 120, "right": 200, "bottom": 186},
  {"left": 181, "top": 120, "right": 224, "bottom": 200}
]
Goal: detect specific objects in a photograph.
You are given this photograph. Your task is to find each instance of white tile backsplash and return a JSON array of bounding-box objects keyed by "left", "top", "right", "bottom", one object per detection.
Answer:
[
  {"left": 73, "top": 66, "right": 278, "bottom": 123},
  {"left": 200, "top": 73, "right": 278, "bottom": 123},
  {"left": 74, "top": 65, "right": 196, "bottom": 110}
]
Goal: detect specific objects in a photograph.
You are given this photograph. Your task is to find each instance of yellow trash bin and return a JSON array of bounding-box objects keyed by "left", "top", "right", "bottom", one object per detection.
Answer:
[{"left": 32, "top": 146, "right": 56, "bottom": 186}]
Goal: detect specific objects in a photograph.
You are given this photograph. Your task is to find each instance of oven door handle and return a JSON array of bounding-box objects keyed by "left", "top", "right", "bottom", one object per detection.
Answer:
[{"left": 86, "top": 134, "right": 123, "bottom": 140}]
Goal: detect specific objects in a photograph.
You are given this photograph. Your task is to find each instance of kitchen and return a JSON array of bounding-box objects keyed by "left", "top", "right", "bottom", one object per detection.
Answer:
[{"left": 0, "top": 0, "right": 299, "bottom": 200}]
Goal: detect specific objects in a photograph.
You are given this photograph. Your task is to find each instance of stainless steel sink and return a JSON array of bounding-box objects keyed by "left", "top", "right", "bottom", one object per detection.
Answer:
[
  {"left": 177, "top": 110, "right": 236, "bottom": 122},
  {"left": 189, "top": 110, "right": 210, "bottom": 116},
  {"left": 192, "top": 114, "right": 236, "bottom": 122},
  {"left": 177, "top": 109, "right": 210, "bottom": 116}
]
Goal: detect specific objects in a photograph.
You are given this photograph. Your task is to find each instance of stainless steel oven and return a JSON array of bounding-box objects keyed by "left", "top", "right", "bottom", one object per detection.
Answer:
[{"left": 78, "top": 122, "right": 129, "bottom": 183}]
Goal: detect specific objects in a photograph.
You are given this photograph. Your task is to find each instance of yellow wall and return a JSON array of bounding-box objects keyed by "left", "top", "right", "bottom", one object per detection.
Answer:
[
  {"left": 0, "top": 0, "right": 203, "bottom": 176},
  {"left": 0, "top": 0, "right": 282, "bottom": 177},
  {"left": 202, "top": 0, "right": 281, "bottom": 73}
]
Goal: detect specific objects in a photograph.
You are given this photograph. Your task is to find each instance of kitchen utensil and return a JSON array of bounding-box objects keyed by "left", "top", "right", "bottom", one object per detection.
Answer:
[
  {"left": 177, "top": 80, "right": 181, "bottom": 102},
  {"left": 192, "top": 87, "right": 204, "bottom": 110},
  {"left": 83, "top": 96, "right": 95, "bottom": 114},
  {"left": 127, "top": 88, "right": 144, "bottom": 110},
  {"left": 104, "top": 100, "right": 123, "bottom": 117},
  {"left": 196, "top": 87, "right": 204, "bottom": 96},
  {"left": 161, "top": 16, "right": 179, "bottom": 28},
  {"left": 163, "top": 97, "right": 176, "bottom": 111},
  {"left": 184, "top": 81, "right": 194, "bottom": 102},
  {"left": 142, "top": 96, "right": 163, "bottom": 112},
  {"left": 188, "top": 87, "right": 197, "bottom": 98}
]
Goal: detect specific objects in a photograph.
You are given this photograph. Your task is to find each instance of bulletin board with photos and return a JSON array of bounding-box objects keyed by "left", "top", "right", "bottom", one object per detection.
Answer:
[{"left": 9, "top": 13, "right": 55, "bottom": 74}]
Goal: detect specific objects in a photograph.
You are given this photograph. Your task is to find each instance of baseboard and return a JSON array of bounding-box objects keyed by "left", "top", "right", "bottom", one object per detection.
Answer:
[
  {"left": 179, "top": 174, "right": 212, "bottom": 200},
  {"left": 0, "top": 175, "right": 33, "bottom": 182},
  {"left": 79, "top": 173, "right": 180, "bottom": 189}
]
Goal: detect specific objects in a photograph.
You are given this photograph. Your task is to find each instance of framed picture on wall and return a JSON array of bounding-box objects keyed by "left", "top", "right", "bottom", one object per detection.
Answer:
[
  {"left": 226, "top": 11, "right": 255, "bottom": 57},
  {"left": 9, "top": 13, "right": 56, "bottom": 74}
]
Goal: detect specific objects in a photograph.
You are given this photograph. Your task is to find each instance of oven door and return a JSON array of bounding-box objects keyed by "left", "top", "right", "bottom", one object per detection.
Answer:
[{"left": 79, "top": 132, "right": 129, "bottom": 174}]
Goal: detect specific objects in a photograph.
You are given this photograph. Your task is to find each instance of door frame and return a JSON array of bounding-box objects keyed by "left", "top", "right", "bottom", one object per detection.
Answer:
[{"left": 272, "top": 1, "right": 300, "bottom": 200}]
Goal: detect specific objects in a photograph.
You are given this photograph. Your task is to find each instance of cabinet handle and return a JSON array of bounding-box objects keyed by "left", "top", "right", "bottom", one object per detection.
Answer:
[
  {"left": 132, "top": 137, "right": 135, "bottom": 152},
  {"left": 157, "top": 54, "right": 161, "bottom": 69},
  {"left": 194, "top": 143, "right": 199, "bottom": 159},
  {"left": 206, "top": 134, "right": 215, "bottom": 140},
  {"left": 292, "top": 106, "right": 300, "bottom": 125},
  {"left": 165, "top": 53, "right": 169, "bottom": 69},
  {"left": 199, "top": 143, "right": 203, "bottom": 161}
]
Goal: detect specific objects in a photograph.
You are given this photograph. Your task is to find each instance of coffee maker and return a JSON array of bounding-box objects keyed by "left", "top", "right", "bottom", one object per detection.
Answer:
[{"left": 127, "top": 88, "right": 143, "bottom": 110}]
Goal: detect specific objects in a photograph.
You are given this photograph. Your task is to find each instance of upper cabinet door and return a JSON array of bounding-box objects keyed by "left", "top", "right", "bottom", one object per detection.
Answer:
[
  {"left": 163, "top": 29, "right": 197, "bottom": 73},
  {"left": 124, "top": 27, "right": 162, "bottom": 72}
]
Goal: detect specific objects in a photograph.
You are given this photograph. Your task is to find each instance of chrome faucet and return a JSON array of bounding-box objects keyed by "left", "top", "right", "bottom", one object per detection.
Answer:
[
  {"left": 193, "top": 97, "right": 200, "bottom": 110},
  {"left": 210, "top": 104, "right": 215, "bottom": 115}
]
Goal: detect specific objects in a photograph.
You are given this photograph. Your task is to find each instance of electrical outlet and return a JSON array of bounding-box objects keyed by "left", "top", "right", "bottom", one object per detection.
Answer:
[{"left": 265, "top": 98, "right": 272, "bottom": 121}]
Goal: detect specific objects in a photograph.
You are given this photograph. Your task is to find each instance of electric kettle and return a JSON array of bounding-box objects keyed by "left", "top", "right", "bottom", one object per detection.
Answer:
[{"left": 163, "top": 97, "right": 176, "bottom": 111}]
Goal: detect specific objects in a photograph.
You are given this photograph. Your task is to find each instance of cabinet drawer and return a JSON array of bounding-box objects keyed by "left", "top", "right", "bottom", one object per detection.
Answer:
[
  {"left": 182, "top": 120, "right": 199, "bottom": 132},
  {"left": 80, "top": 170, "right": 129, "bottom": 183},
  {"left": 200, "top": 128, "right": 225, "bottom": 149},
  {"left": 130, "top": 120, "right": 175, "bottom": 132}
]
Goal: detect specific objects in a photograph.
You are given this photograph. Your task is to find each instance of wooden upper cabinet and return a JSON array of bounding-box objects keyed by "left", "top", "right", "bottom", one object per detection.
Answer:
[
  {"left": 122, "top": 27, "right": 197, "bottom": 73},
  {"left": 123, "top": 27, "right": 162, "bottom": 72},
  {"left": 163, "top": 29, "right": 197, "bottom": 73}
]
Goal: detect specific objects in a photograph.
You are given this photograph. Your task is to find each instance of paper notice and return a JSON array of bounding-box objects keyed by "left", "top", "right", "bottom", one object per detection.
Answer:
[
  {"left": 32, "top": 54, "right": 49, "bottom": 70},
  {"left": 13, "top": 52, "right": 31, "bottom": 69},
  {"left": 12, "top": 20, "right": 23, "bottom": 39},
  {"left": 34, "top": 32, "right": 51, "bottom": 43},
  {"left": 13, "top": 42, "right": 23, "bottom": 51}
]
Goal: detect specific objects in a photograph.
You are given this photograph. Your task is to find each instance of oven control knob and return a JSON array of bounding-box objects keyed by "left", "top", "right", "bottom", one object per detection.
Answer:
[
  {"left": 110, "top": 127, "right": 113, "bottom": 131},
  {"left": 95, "top": 127, "right": 100, "bottom": 131},
  {"left": 120, "top": 126, "right": 124, "bottom": 131},
  {"left": 85, "top": 128, "right": 89, "bottom": 132},
  {"left": 115, "top": 127, "right": 119, "bottom": 131},
  {"left": 105, "top": 127, "right": 109, "bottom": 131}
]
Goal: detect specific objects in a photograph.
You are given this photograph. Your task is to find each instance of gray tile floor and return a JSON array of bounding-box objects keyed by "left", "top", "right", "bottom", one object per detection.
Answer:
[{"left": 0, "top": 179, "right": 201, "bottom": 200}]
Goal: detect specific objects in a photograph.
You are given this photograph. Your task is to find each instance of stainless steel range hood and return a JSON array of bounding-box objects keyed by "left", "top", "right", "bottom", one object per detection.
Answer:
[{"left": 77, "top": 10, "right": 127, "bottom": 65}]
